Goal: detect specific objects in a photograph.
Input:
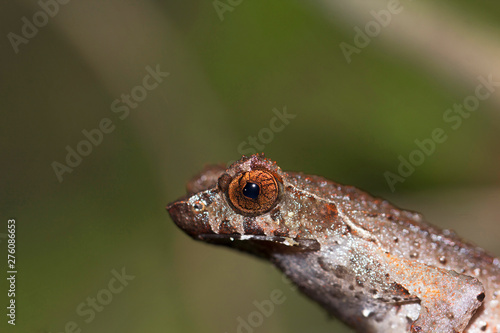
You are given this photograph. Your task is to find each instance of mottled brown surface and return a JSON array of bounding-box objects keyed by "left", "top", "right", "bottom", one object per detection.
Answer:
[{"left": 168, "top": 155, "right": 500, "bottom": 333}]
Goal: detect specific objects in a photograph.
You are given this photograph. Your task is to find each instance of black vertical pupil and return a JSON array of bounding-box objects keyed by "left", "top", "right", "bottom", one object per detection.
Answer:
[{"left": 242, "top": 182, "right": 260, "bottom": 199}]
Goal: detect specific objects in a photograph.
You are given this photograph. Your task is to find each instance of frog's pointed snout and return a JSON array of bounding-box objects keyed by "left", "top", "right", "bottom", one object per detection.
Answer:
[
  {"left": 165, "top": 200, "right": 180, "bottom": 214},
  {"left": 166, "top": 200, "right": 191, "bottom": 229},
  {"left": 166, "top": 199, "right": 213, "bottom": 239}
]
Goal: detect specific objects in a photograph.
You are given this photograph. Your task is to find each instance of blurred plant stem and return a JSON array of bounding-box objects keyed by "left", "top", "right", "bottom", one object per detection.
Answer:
[{"left": 312, "top": 0, "right": 500, "bottom": 121}]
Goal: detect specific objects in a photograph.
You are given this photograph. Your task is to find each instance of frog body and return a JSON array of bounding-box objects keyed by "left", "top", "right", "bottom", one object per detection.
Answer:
[{"left": 167, "top": 154, "right": 500, "bottom": 333}]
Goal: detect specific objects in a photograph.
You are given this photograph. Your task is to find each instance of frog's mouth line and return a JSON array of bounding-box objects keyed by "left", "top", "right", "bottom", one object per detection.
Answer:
[{"left": 198, "top": 234, "right": 320, "bottom": 251}]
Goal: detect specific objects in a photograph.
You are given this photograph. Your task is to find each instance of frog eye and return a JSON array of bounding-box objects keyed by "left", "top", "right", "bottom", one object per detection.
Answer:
[{"left": 226, "top": 169, "right": 280, "bottom": 216}]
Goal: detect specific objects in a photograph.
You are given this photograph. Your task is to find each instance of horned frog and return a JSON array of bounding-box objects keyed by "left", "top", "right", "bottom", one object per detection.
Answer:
[{"left": 167, "top": 154, "right": 500, "bottom": 333}]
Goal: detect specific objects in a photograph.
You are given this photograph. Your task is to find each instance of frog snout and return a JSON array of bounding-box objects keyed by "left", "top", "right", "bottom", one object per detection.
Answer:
[{"left": 166, "top": 200, "right": 213, "bottom": 238}]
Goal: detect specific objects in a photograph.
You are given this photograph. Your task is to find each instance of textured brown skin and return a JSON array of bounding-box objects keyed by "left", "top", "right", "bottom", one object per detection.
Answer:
[{"left": 167, "top": 154, "right": 500, "bottom": 333}]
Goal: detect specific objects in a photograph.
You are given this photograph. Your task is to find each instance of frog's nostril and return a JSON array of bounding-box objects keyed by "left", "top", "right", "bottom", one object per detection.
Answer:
[
  {"left": 166, "top": 200, "right": 213, "bottom": 238},
  {"left": 192, "top": 201, "right": 205, "bottom": 212}
]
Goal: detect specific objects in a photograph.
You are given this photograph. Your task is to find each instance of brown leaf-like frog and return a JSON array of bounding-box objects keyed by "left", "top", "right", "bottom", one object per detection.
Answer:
[{"left": 167, "top": 154, "right": 500, "bottom": 333}]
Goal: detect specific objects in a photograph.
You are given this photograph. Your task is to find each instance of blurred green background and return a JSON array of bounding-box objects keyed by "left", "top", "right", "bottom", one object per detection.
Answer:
[{"left": 1, "top": 1, "right": 500, "bottom": 332}]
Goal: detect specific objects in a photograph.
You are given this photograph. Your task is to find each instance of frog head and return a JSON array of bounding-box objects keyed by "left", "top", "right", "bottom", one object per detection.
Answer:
[{"left": 167, "top": 154, "right": 345, "bottom": 257}]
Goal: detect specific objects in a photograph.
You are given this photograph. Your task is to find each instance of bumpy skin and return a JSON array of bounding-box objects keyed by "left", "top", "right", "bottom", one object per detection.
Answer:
[{"left": 167, "top": 154, "right": 500, "bottom": 333}]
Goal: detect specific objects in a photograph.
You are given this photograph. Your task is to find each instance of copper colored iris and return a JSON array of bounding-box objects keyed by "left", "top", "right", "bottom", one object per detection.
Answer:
[{"left": 227, "top": 169, "right": 280, "bottom": 215}]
